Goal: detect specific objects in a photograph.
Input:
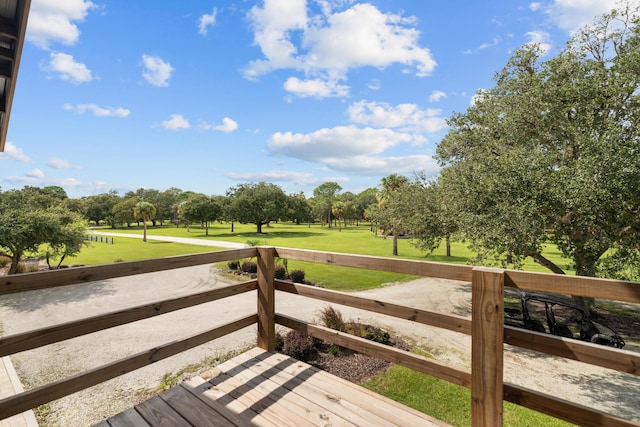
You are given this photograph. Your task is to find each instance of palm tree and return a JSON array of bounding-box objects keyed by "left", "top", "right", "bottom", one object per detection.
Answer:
[{"left": 133, "top": 201, "right": 156, "bottom": 242}]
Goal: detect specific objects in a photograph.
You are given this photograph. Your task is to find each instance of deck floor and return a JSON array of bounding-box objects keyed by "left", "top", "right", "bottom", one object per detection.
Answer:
[{"left": 96, "top": 347, "right": 450, "bottom": 427}]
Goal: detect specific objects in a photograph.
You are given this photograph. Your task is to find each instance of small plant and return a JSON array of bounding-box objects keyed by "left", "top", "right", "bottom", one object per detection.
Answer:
[
  {"left": 279, "top": 329, "right": 317, "bottom": 360},
  {"left": 0, "top": 257, "right": 8, "bottom": 268},
  {"left": 114, "top": 258, "right": 125, "bottom": 263},
  {"left": 241, "top": 261, "right": 257, "bottom": 274},
  {"left": 289, "top": 269, "right": 305, "bottom": 283},
  {"left": 274, "top": 264, "right": 287, "bottom": 280},
  {"left": 245, "top": 239, "right": 263, "bottom": 247},
  {"left": 327, "top": 344, "right": 341, "bottom": 357},
  {"left": 227, "top": 260, "right": 240, "bottom": 271},
  {"left": 318, "top": 305, "right": 346, "bottom": 332}
]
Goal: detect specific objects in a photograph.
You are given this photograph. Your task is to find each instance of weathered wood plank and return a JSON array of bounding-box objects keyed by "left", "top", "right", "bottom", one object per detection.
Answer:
[
  {"left": 0, "top": 248, "right": 257, "bottom": 295},
  {"left": 0, "top": 315, "right": 257, "bottom": 420},
  {"left": 233, "top": 351, "right": 448, "bottom": 427},
  {"left": 471, "top": 267, "right": 504, "bottom": 427},
  {"left": 220, "top": 357, "right": 361, "bottom": 426},
  {"left": 504, "top": 325, "right": 640, "bottom": 376},
  {"left": 182, "top": 375, "right": 275, "bottom": 427},
  {"left": 0, "top": 281, "right": 257, "bottom": 357},
  {"left": 274, "top": 247, "right": 473, "bottom": 282},
  {"left": 101, "top": 407, "right": 150, "bottom": 427},
  {"left": 505, "top": 269, "right": 640, "bottom": 303},
  {"left": 276, "top": 314, "right": 471, "bottom": 388},
  {"left": 135, "top": 396, "right": 190, "bottom": 427},
  {"left": 160, "top": 385, "right": 236, "bottom": 427},
  {"left": 276, "top": 280, "right": 472, "bottom": 335}
]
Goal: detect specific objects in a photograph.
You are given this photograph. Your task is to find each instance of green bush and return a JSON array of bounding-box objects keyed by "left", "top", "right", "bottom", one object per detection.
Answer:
[
  {"left": 289, "top": 269, "right": 305, "bottom": 283},
  {"left": 274, "top": 264, "right": 287, "bottom": 279},
  {"left": 227, "top": 260, "right": 240, "bottom": 270},
  {"left": 241, "top": 261, "right": 257, "bottom": 274}
]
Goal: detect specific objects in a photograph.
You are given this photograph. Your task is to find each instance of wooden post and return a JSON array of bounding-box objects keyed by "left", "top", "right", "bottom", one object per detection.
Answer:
[
  {"left": 471, "top": 267, "right": 504, "bottom": 426},
  {"left": 256, "top": 246, "right": 276, "bottom": 351}
]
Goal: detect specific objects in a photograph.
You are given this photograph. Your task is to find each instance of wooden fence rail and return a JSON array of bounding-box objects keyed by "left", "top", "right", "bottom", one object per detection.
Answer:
[{"left": 0, "top": 246, "right": 638, "bottom": 426}]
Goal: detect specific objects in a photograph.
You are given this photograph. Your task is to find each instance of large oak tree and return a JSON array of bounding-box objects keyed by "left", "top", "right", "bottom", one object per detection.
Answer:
[{"left": 436, "top": 4, "right": 640, "bottom": 287}]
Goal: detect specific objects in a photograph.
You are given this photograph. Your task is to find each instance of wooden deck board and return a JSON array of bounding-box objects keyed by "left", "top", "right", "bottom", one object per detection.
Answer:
[{"left": 99, "top": 348, "right": 451, "bottom": 427}]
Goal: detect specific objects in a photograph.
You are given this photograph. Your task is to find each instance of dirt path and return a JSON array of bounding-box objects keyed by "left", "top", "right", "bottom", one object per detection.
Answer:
[{"left": 0, "top": 267, "right": 638, "bottom": 425}]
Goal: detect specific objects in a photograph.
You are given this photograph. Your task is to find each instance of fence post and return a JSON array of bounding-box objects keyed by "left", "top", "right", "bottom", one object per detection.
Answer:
[
  {"left": 471, "top": 267, "right": 505, "bottom": 426},
  {"left": 256, "top": 246, "right": 276, "bottom": 351}
]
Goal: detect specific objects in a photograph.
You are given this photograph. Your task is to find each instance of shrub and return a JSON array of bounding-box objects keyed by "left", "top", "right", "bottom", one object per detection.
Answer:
[
  {"left": 279, "top": 330, "right": 317, "bottom": 360},
  {"left": 227, "top": 260, "right": 240, "bottom": 271},
  {"left": 274, "top": 264, "right": 287, "bottom": 280},
  {"left": 318, "top": 306, "right": 347, "bottom": 332},
  {"left": 0, "top": 257, "right": 8, "bottom": 268},
  {"left": 14, "top": 263, "right": 25, "bottom": 274},
  {"left": 289, "top": 269, "right": 305, "bottom": 283},
  {"left": 241, "top": 261, "right": 257, "bottom": 274}
]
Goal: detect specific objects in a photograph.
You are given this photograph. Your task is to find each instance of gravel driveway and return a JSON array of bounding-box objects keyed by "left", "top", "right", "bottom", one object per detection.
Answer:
[{"left": 1, "top": 263, "right": 638, "bottom": 425}]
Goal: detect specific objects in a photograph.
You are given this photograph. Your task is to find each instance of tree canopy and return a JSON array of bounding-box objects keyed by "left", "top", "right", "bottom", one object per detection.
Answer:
[
  {"left": 436, "top": 4, "right": 640, "bottom": 280},
  {"left": 0, "top": 187, "right": 87, "bottom": 274},
  {"left": 228, "top": 182, "right": 288, "bottom": 233}
]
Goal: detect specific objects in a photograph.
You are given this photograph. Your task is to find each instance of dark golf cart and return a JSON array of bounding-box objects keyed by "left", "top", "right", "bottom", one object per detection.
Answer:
[{"left": 505, "top": 291, "right": 625, "bottom": 348}]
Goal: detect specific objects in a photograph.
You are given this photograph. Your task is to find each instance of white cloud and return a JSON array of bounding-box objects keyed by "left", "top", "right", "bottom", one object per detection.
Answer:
[
  {"left": 47, "top": 52, "right": 92, "bottom": 83},
  {"left": 27, "top": 0, "right": 96, "bottom": 49},
  {"left": 529, "top": 2, "right": 542, "bottom": 11},
  {"left": 0, "top": 142, "right": 30, "bottom": 162},
  {"left": 283, "top": 77, "right": 349, "bottom": 98},
  {"left": 226, "top": 170, "right": 315, "bottom": 184},
  {"left": 268, "top": 125, "right": 415, "bottom": 162},
  {"left": 47, "top": 157, "right": 79, "bottom": 169},
  {"left": 200, "top": 117, "right": 239, "bottom": 133},
  {"left": 26, "top": 168, "right": 45, "bottom": 179},
  {"left": 161, "top": 114, "right": 190, "bottom": 131},
  {"left": 323, "top": 154, "right": 440, "bottom": 176},
  {"left": 64, "top": 103, "right": 130, "bottom": 117},
  {"left": 347, "top": 100, "right": 447, "bottom": 134},
  {"left": 428, "top": 90, "right": 447, "bottom": 102},
  {"left": 199, "top": 7, "right": 217, "bottom": 35},
  {"left": 545, "top": 0, "right": 620, "bottom": 32},
  {"left": 525, "top": 30, "right": 552, "bottom": 54},
  {"left": 244, "top": 1, "right": 436, "bottom": 98},
  {"left": 141, "top": 54, "right": 174, "bottom": 87}
]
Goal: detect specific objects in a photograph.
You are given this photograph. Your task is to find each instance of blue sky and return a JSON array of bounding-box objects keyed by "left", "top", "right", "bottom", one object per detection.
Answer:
[{"left": 0, "top": 0, "right": 629, "bottom": 198}]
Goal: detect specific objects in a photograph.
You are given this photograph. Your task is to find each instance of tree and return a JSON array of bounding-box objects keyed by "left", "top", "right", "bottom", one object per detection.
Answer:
[
  {"left": 112, "top": 197, "right": 139, "bottom": 227},
  {"left": 0, "top": 187, "right": 87, "bottom": 274},
  {"left": 331, "top": 201, "right": 346, "bottom": 231},
  {"left": 370, "top": 174, "right": 410, "bottom": 256},
  {"left": 179, "top": 194, "right": 221, "bottom": 235},
  {"left": 435, "top": 4, "right": 640, "bottom": 304},
  {"left": 133, "top": 201, "right": 156, "bottom": 242},
  {"left": 312, "top": 182, "right": 342, "bottom": 228},
  {"left": 227, "top": 182, "right": 287, "bottom": 233},
  {"left": 84, "top": 191, "right": 120, "bottom": 226},
  {"left": 284, "top": 192, "right": 312, "bottom": 225}
]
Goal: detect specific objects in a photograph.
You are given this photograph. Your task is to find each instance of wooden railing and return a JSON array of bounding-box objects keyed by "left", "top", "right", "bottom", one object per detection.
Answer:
[{"left": 0, "top": 246, "right": 638, "bottom": 426}]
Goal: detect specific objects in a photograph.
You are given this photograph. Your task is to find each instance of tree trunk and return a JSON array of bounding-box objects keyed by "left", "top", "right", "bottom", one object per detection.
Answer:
[
  {"left": 8, "top": 251, "right": 22, "bottom": 275},
  {"left": 393, "top": 234, "right": 398, "bottom": 256},
  {"left": 445, "top": 232, "right": 451, "bottom": 257},
  {"left": 257, "top": 222, "right": 263, "bottom": 233},
  {"left": 205, "top": 221, "right": 209, "bottom": 236},
  {"left": 231, "top": 221, "right": 234, "bottom": 232},
  {"left": 143, "top": 222, "right": 148, "bottom": 242}
]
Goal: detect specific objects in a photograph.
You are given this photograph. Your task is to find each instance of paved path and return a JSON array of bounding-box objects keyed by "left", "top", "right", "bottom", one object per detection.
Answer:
[{"left": 90, "top": 231, "right": 247, "bottom": 249}]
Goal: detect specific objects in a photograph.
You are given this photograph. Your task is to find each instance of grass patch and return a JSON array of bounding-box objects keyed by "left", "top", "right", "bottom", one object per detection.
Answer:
[{"left": 363, "top": 364, "right": 574, "bottom": 427}]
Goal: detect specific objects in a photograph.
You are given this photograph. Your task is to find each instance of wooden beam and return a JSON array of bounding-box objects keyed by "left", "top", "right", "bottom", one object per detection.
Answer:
[
  {"left": 257, "top": 246, "right": 276, "bottom": 351},
  {"left": 0, "top": 281, "right": 257, "bottom": 357},
  {"left": 0, "top": 314, "right": 257, "bottom": 420},
  {"left": 276, "top": 279, "right": 472, "bottom": 335},
  {"left": 471, "top": 267, "right": 504, "bottom": 427},
  {"left": 0, "top": 46, "right": 14, "bottom": 62}
]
